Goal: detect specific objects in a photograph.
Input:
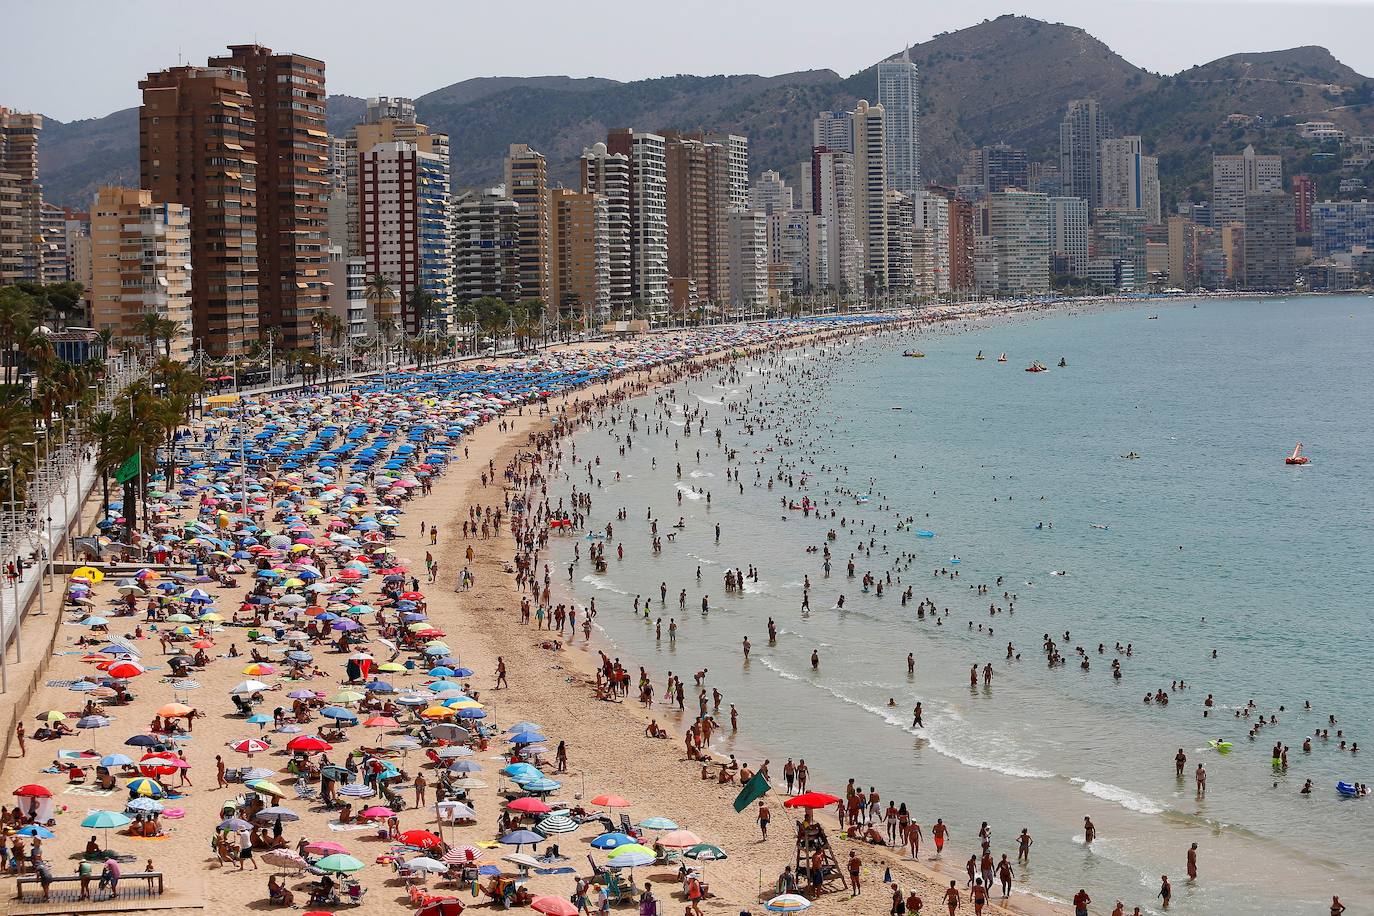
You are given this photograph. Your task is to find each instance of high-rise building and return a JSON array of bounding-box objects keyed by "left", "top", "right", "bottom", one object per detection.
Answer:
[
  {"left": 549, "top": 187, "right": 610, "bottom": 327},
  {"left": 703, "top": 141, "right": 735, "bottom": 309},
  {"left": 1312, "top": 200, "right": 1374, "bottom": 257},
  {"left": 89, "top": 187, "right": 193, "bottom": 360},
  {"left": 885, "top": 190, "right": 916, "bottom": 293},
  {"left": 750, "top": 170, "right": 794, "bottom": 216},
  {"left": 1212, "top": 145, "right": 1282, "bottom": 227},
  {"left": 813, "top": 111, "right": 853, "bottom": 153},
  {"left": 326, "top": 249, "right": 371, "bottom": 342},
  {"left": 1292, "top": 175, "right": 1315, "bottom": 238},
  {"left": 1059, "top": 99, "right": 1110, "bottom": 213},
  {"left": 662, "top": 132, "right": 710, "bottom": 311},
  {"left": 139, "top": 64, "right": 259, "bottom": 356},
  {"left": 605, "top": 130, "right": 669, "bottom": 316},
  {"left": 1092, "top": 208, "right": 1149, "bottom": 289},
  {"left": 1048, "top": 196, "right": 1089, "bottom": 276},
  {"left": 727, "top": 209, "right": 769, "bottom": 312},
  {"left": 450, "top": 188, "right": 522, "bottom": 306},
  {"left": 580, "top": 142, "right": 633, "bottom": 314},
  {"left": 851, "top": 100, "right": 888, "bottom": 292},
  {"left": 208, "top": 45, "right": 329, "bottom": 350},
  {"left": 345, "top": 98, "right": 448, "bottom": 255},
  {"left": 706, "top": 133, "right": 750, "bottom": 209},
  {"left": 66, "top": 210, "right": 92, "bottom": 294},
  {"left": 504, "top": 144, "right": 551, "bottom": 307},
  {"left": 808, "top": 147, "right": 860, "bottom": 295},
  {"left": 980, "top": 190, "right": 1050, "bottom": 294},
  {"left": 0, "top": 108, "right": 44, "bottom": 283},
  {"left": 916, "top": 191, "right": 950, "bottom": 295},
  {"left": 1100, "top": 137, "right": 1161, "bottom": 223},
  {"left": 358, "top": 139, "right": 453, "bottom": 333},
  {"left": 1166, "top": 216, "right": 1197, "bottom": 289},
  {"left": 1241, "top": 191, "right": 1296, "bottom": 290},
  {"left": 768, "top": 208, "right": 827, "bottom": 295},
  {"left": 877, "top": 50, "right": 920, "bottom": 196},
  {"left": 982, "top": 144, "right": 1029, "bottom": 193},
  {"left": 40, "top": 203, "right": 67, "bottom": 285}
]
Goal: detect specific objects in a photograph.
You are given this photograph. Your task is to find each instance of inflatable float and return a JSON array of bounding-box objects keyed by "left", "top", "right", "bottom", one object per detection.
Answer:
[
  {"left": 1208, "top": 740, "right": 1234, "bottom": 754},
  {"left": 915, "top": 530, "right": 935, "bottom": 538},
  {"left": 1336, "top": 781, "right": 1360, "bottom": 798}
]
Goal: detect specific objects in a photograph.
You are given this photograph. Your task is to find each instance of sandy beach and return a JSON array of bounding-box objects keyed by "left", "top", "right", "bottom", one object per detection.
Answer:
[{"left": 0, "top": 314, "right": 1070, "bottom": 916}]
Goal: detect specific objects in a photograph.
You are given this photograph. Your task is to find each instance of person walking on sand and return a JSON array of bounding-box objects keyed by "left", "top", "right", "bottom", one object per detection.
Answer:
[
  {"left": 932, "top": 818, "right": 948, "bottom": 856},
  {"left": 216, "top": 754, "right": 226, "bottom": 788},
  {"left": 757, "top": 801, "right": 771, "bottom": 840},
  {"left": 15, "top": 721, "right": 24, "bottom": 757},
  {"left": 1072, "top": 889, "right": 1091, "bottom": 916},
  {"left": 495, "top": 657, "right": 508, "bottom": 689},
  {"left": 906, "top": 820, "right": 923, "bottom": 860},
  {"left": 943, "top": 881, "right": 960, "bottom": 915},
  {"left": 413, "top": 772, "right": 427, "bottom": 807},
  {"left": 848, "top": 851, "right": 862, "bottom": 896}
]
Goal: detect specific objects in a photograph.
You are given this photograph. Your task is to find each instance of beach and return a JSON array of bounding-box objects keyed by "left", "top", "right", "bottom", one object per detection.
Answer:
[{"left": 0, "top": 312, "right": 1063, "bottom": 916}]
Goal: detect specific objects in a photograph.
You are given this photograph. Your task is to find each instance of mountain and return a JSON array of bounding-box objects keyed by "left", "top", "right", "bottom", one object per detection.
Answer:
[{"left": 36, "top": 15, "right": 1374, "bottom": 212}]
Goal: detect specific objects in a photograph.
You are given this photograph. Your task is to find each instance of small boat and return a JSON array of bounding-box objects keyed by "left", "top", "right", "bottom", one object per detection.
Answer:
[
  {"left": 1025, "top": 362, "right": 1048, "bottom": 373},
  {"left": 1121, "top": 452, "right": 1141, "bottom": 460},
  {"left": 1284, "top": 442, "right": 1310, "bottom": 466},
  {"left": 1148, "top": 315, "right": 1159, "bottom": 320},
  {"left": 903, "top": 350, "right": 925, "bottom": 358},
  {"left": 996, "top": 353, "right": 1007, "bottom": 363},
  {"left": 975, "top": 350, "right": 985, "bottom": 361}
]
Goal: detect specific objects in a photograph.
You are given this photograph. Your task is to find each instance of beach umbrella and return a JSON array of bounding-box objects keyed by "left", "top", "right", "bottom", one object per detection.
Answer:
[
  {"left": 506, "top": 797, "right": 552, "bottom": 814},
  {"left": 125, "top": 777, "right": 164, "bottom": 798},
  {"left": 241, "top": 663, "right": 275, "bottom": 676},
  {"left": 35, "top": 710, "right": 67, "bottom": 724},
  {"left": 315, "top": 853, "right": 365, "bottom": 874},
  {"left": 765, "top": 895, "right": 812, "bottom": 913},
  {"left": 508, "top": 732, "right": 544, "bottom": 746},
  {"left": 606, "top": 846, "right": 654, "bottom": 869},
  {"left": 590, "top": 793, "right": 631, "bottom": 809},
  {"left": 305, "top": 840, "right": 348, "bottom": 855},
  {"left": 436, "top": 801, "right": 477, "bottom": 823},
  {"left": 363, "top": 715, "right": 399, "bottom": 728},
  {"left": 247, "top": 714, "right": 273, "bottom": 728},
  {"left": 329, "top": 690, "right": 365, "bottom": 704},
  {"left": 398, "top": 829, "right": 444, "bottom": 849},
  {"left": 256, "top": 806, "right": 300, "bottom": 823},
  {"left": 590, "top": 832, "right": 635, "bottom": 850},
  {"left": 240, "top": 767, "right": 276, "bottom": 781},
  {"left": 530, "top": 895, "right": 579, "bottom": 916},
  {"left": 405, "top": 856, "right": 449, "bottom": 875},
  {"left": 157, "top": 702, "right": 194, "bottom": 718},
  {"left": 498, "top": 829, "right": 544, "bottom": 850},
  {"left": 231, "top": 738, "right": 271, "bottom": 756},
  {"left": 320, "top": 706, "right": 358, "bottom": 722},
  {"left": 659, "top": 829, "right": 702, "bottom": 849},
  {"left": 446, "top": 760, "right": 482, "bottom": 774},
  {"left": 336, "top": 783, "right": 374, "bottom": 798},
  {"left": 516, "top": 776, "right": 561, "bottom": 793},
  {"left": 417, "top": 899, "right": 467, "bottom": 916},
  {"left": 101, "top": 753, "right": 134, "bottom": 768},
  {"left": 501, "top": 762, "right": 541, "bottom": 780},
  {"left": 124, "top": 734, "right": 159, "bottom": 748},
  {"left": 783, "top": 792, "right": 840, "bottom": 809},
  {"left": 246, "top": 780, "right": 287, "bottom": 798},
  {"left": 434, "top": 746, "right": 472, "bottom": 759},
  {"left": 359, "top": 806, "right": 395, "bottom": 820},
  {"left": 442, "top": 845, "right": 483, "bottom": 864},
  {"left": 126, "top": 798, "right": 164, "bottom": 814},
  {"left": 639, "top": 817, "right": 678, "bottom": 831},
  {"left": 535, "top": 815, "right": 579, "bottom": 836},
  {"left": 231, "top": 680, "right": 270, "bottom": 695},
  {"left": 77, "top": 715, "right": 113, "bottom": 730},
  {"left": 107, "top": 661, "right": 144, "bottom": 679},
  {"left": 16, "top": 824, "right": 55, "bottom": 838},
  {"left": 262, "top": 850, "right": 308, "bottom": 872},
  {"left": 684, "top": 843, "right": 727, "bottom": 862},
  {"left": 81, "top": 809, "right": 131, "bottom": 851},
  {"left": 286, "top": 735, "right": 332, "bottom": 753}
]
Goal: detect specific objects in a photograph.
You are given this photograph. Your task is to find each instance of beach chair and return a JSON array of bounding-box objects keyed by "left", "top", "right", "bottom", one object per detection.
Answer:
[
  {"left": 618, "top": 814, "right": 642, "bottom": 840},
  {"left": 293, "top": 778, "right": 318, "bottom": 801}
]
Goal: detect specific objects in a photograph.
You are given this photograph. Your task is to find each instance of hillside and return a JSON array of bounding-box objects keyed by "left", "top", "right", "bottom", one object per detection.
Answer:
[{"left": 36, "top": 16, "right": 1374, "bottom": 212}]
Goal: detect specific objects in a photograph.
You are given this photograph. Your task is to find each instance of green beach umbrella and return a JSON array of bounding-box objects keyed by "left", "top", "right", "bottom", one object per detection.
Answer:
[{"left": 316, "top": 853, "right": 365, "bottom": 874}]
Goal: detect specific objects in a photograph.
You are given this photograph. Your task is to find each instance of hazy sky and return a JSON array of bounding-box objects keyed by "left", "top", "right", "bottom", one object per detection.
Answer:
[{"left": 6, "top": 0, "right": 1370, "bottom": 122}]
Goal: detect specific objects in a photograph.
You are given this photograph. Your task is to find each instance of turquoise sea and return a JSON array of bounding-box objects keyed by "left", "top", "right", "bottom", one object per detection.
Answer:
[{"left": 555, "top": 296, "right": 1374, "bottom": 914}]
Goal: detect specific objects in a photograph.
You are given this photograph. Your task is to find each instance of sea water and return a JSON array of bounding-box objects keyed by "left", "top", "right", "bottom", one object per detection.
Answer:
[{"left": 555, "top": 296, "right": 1374, "bottom": 914}]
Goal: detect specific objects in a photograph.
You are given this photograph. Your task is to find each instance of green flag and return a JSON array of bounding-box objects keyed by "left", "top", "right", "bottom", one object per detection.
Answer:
[
  {"left": 732, "top": 771, "right": 771, "bottom": 813},
  {"left": 114, "top": 452, "right": 141, "bottom": 485}
]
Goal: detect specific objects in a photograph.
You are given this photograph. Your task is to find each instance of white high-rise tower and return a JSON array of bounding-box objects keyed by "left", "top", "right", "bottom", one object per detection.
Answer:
[{"left": 877, "top": 49, "right": 921, "bottom": 196}]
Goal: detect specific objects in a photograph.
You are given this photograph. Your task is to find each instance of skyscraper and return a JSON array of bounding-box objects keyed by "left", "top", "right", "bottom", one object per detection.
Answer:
[
  {"left": 1212, "top": 145, "right": 1282, "bottom": 228},
  {"left": 727, "top": 209, "right": 769, "bottom": 312},
  {"left": 851, "top": 100, "right": 888, "bottom": 292},
  {"left": 0, "top": 108, "right": 44, "bottom": 283},
  {"left": 877, "top": 50, "right": 921, "bottom": 196},
  {"left": 1100, "top": 137, "right": 1161, "bottom": 223},
  {"left": 982, "top": 144, "right": 1029, "bottom": 193},
  {"left": 358, "top": 140, "right": 453, "bottom": 333},
  {"left": 663, "top": 132, "right": 710, "bottom": 310},
  {"left": 885, "top": 190, "right": 916, "bottom": 293},
  {"left": 1241, "top": 191, "right": 1295, "bottom": 290},
  {"left": 1059, "top": 99, "right": 1110, "bottom": 213},
  {"left": 89, "top": 187, "right": 193, "bottom": 360},
  {"left": 549, "top": 187, "right": 610, "bottom": 327},
  {"left": 982, "top": 190, "right": 1050, "bottom": 294},
  {"left": 1291, "top": 174, "right": 1315, "bottom": 239},
  {"left": 504, "top": 144, "right": 551, "bottom": 307},
  {"left": 750, "top": 170, "right": 794, "bottom": 216},
  {"left": 606, "top": 130, "right": 668, "bottom": 317},
  {"left": 140, "top": 64, "right": 259, "bottom": 356},
  {"left": 450, "top": 188, "right": 521, "bottom": 306},
  {"left": 1048, "top": 196, "right": 1089, "bottom": 275},
  {"left": 809, "top": 147, "right": 859, "bottom": 295},
  {"left": 813, "top": 111, "right": 853, "bottom": 153},
  {"left": 580, "top": 142, "right": 633, "bottom": 314},
  {"left": 209, "top": 45, "right": 329, "bottom": 350}
]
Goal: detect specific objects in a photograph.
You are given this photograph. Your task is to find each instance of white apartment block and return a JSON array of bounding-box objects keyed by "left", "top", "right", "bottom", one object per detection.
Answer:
[
  {"left": 877, "top": 50, "right": 921, "bottom": 196},
  {"left": 852, "top": 100, "right": 888, "bottom": 291},
  {"left": 728, "top": 209, "right": 769, "bottom": 312}
]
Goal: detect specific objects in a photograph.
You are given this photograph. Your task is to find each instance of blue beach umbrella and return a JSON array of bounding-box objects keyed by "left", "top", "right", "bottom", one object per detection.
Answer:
[{"left": 590, "top": 832, "right": 635, "bottom": 850}]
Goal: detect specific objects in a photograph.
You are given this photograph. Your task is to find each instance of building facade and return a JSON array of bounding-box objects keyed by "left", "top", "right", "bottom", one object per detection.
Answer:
[
  {"left": 982, "top": 190, "right": 1050, "bottom": 294},
  {"left": 809, "top": 147, "right": 860, "bottom": 295},
  {"left": 727, "top": 209, "right": 769, "bottom": 312},
  {"left": 1100, "top": 136, "right": 1161, "bottom": 223},
  {"left": 89, "top": 187, "right": 193, "bottom": 360},
  {"left": 139, "top": 64, "right": 259, "bottom": 356},
  {"left": 877, "top": 51, "right": 921, "bottom": 196},
  {"left": 0, "top": 108, "right": 44, "bottom": 283},
  {"left": 580, "top": 142, "right": 633, "bottom": 314},
  {"left": 605, "top": 130, "right": 669, "bottom": 317},
  {"left": 1212, "top": 145, "right": 1283, "bottom": 228},
  {"left": 208, "top": 45, "right": 329, "bottom": 351},
  {"left": 549, "top": 187, "right": 611, "bottom": 327},
  {"left": 503, "top": 144, "right": 551, "bottom": 307},
  {"left": 851, "top": 100, "right": 888, "bottom": 292},
  {"left": 1241, "top": 191, "right": 1296, "bottom": 290},
  {"left": 663, "top": 132, "right": 710, "bottom": 311},
  {"left": 450, "top": 188, "right": 521, "bottom": 306},
  {"left": 1048, "top": 196, "right": 1089, "bottom": 276},
  {"left": 1059, "top": 99, "right": 1110, "bottom": 213},
  {"left": 1311, "top": 200, "right": 1374, "bottom": 256}
]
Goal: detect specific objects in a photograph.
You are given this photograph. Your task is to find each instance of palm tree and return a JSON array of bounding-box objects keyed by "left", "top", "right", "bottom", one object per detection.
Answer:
[
  {"left": 86, "top": 409, "right": 121, "bottom": 521},
  {"left": 0, "top": 287, "right": 37, "bottom": 390},
  {"left": 365, "top": 274, "right": 397, "bottom": 328}
]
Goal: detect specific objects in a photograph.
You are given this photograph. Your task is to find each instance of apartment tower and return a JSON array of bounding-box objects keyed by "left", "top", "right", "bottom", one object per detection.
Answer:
[
  {"left": 580, "top": 142, "right": 633, "bottom": 314},
  {"left": 851, "top": 100, "right": 888, "bottom": 291},
  {"left": 0, "top": 108, "right": 44, "bottom": 283},
  {"left": 209, "top": 45, "right": 329, "bottom": 350},
  {"left": 1059, "top": 99, "right": 1110, "bottom": 213},
  {"left": 877, "top": 50, "right": 921, "bottom": 196},
  {"left": 139, "top": 64, "right": 259, "bottom": 355},
  {"left": 605, "top": 130, "right": 668, "bottom": 316},
  {"left": 504, "top": 144, "right": 551, "bottom": 306}
]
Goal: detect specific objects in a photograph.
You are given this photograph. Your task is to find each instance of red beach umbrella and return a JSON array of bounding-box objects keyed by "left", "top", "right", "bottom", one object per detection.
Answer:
[
  {"left": 13, "top": 784, "right": 52, "bottom": 798},
  {"left": 589, "top": 794, "right": 630, "bottom": 808},
  {"left": 506, "top": 797, "right": 552, "bottom": 814},
  {"left": 532, "top": 897, "right": 579, "bottom": 916},
  {"left": 783, "top": 792, "right": 840, "bottom": 809},
  {"left": 287, "top": 735, "right": 333, "bottom": 753},
  {"left": 398, "top": 829, "right": 444, "bottom": 849}
]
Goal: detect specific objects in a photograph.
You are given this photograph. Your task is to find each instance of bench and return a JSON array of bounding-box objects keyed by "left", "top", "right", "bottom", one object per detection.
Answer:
[{"left": 15, "top": 870, "right": 165, "bottom": 902}]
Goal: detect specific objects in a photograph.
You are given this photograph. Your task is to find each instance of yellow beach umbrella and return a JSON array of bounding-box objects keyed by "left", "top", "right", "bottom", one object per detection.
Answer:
[
  {"left": 420, "top": 706, "right": 456, "bottom": 719},
  {"left": 71, "top": 566, "right": 105, "bottom": 583}
]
